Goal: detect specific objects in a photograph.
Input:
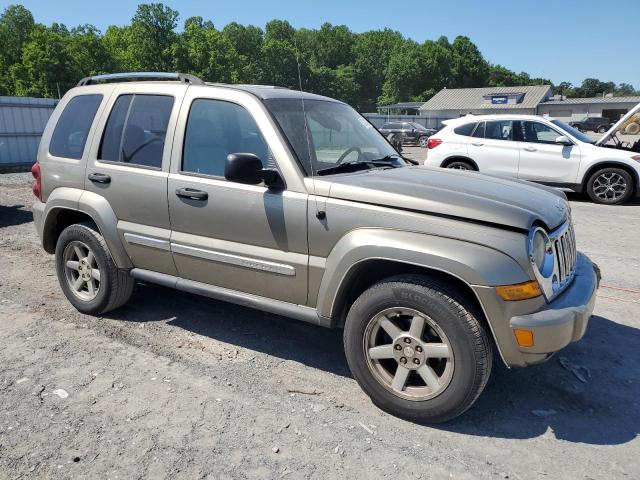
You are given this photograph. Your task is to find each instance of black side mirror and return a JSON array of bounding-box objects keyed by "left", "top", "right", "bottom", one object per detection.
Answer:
[{"left": 225, "top": 153, "right": 283, "bottom": 189}]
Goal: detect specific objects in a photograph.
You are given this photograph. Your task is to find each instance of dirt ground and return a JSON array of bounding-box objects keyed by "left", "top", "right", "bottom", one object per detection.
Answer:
[{"left": 1, "top": 172, "right": 639, "bottom": 480}]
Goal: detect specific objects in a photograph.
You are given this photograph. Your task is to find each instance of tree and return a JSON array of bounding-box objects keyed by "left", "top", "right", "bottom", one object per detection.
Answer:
[
  {"left": 128, "top": 3, "right": 179, "bottom": 71},
  {"left": 0, "top": 4, "right": 35, "bottom": 94},
  {"left": 451, "top": 36, "right": 489, "bottom": 88}
]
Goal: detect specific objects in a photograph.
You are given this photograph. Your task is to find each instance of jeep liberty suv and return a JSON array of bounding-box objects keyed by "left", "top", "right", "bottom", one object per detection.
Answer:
[{"left": 32, "top": 72, "right": 600, "bottom": 422}]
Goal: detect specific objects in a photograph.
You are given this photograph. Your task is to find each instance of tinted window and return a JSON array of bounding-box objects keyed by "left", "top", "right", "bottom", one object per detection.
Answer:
[
  {"left": 49, "top": 94, "right": 103, "bottom": 159},
  {"left": 454, "top": 123, "right": 477, "bottom": 136},
  {"left": 485, "top": 120, "right": 513, "bottom": 141},
  {"left": 472, "top": 121, "right": 485, "bottom": 138},
  {"left": 182, "top": 99, "right": 270, "bottom": 177},
  {"left": 99, "top": 94, "right": 173, "bottom": 168},
  {"left": 523, "top": 121, "right": 563, "bottom": 144}
]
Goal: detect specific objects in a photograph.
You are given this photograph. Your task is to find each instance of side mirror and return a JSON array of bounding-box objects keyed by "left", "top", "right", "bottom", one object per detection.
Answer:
[
  {"left": 555, "top": 135, "right": 573, "bottom": 146},
  {"left": 225, "top": 153, "right": 283, "bottom": 189}
]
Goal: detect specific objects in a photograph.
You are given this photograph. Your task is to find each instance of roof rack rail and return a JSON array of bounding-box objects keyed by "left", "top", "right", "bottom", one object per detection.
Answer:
[{"left": 77, "top": 72, "right": 204, "bottom": 87}]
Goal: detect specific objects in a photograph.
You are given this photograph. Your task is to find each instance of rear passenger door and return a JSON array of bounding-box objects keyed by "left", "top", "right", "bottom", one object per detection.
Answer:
[
  {"left": 84, "top": 83, "right": 188, "bottom": 275},
  {"left": 467, "top": 120, "right": 519, "bottom": 176}
]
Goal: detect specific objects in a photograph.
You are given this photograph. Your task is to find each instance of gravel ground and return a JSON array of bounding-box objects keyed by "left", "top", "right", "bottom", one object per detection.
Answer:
[{"left": 1, "top": 172, "right": 639, "bottom": 479}]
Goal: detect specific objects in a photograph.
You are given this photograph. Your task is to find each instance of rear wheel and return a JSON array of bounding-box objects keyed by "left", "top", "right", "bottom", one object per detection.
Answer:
[
  {"left": 445, "top": 160, "right": 474, "bottom": 171},
  {"left": 343, "top": 275, "right": 492, "bottom": 423},
  {"left": 55, "top": 222, "right": 134, "bottom": 315},
  {"left": 418, "top": 136, "right": 428, "bottom": 148},
  {"left": 597, "top": 126, "right": 607, "bottom": 134},
  {"left": 586, "top": 167, "right": 634, "bottom": 205}
]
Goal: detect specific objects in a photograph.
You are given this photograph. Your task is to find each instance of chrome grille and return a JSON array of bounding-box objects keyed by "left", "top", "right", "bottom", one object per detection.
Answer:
[{"left": 551, "top": 222, "right": 577, "bottom": 292}]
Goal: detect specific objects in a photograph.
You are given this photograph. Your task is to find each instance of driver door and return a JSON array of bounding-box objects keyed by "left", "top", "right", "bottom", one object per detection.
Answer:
[{"left": 167, "top": 87, "right": 309, "bottom": 305}]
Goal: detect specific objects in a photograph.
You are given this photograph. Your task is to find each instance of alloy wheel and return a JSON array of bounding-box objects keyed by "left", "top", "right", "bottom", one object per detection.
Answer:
[
  {"left": 592, "top": 172, "right": 627, "bottom": 202},
  {"left": 63, "top": 240, "right": 101, "bottom": 301},
  {"left": 363, "top": 308, "right": 454, "bottom": 401}
]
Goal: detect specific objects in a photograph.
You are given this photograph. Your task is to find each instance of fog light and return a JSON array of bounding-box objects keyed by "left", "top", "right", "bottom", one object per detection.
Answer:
[
  {"left": 495, "top": 280, "right": 542, "bottom": 301},
  {"left": 514, "top": 328, "right": 534, "bottom": 347}
]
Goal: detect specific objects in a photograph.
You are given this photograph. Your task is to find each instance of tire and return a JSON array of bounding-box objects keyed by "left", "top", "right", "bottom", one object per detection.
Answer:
[
  {"left": 55, "top": 222, "right": 134, "bottom": 315},
  {"left": 445, "top": 160, "right": 475, "bottom": 171},
  {"left": 418, "top": 136, "right": 428, "bottom": 148},
  {"left": 597, "top": 126, "right": 607, "bottom": 134},
  {"left": 343, "top": 275, "right": 492, "bottom": 423},
  {"left": 586, "top": 167, "right": 634, "bottom": 205}
]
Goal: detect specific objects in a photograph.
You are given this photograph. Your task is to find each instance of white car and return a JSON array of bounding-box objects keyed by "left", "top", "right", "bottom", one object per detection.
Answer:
[{"left": 424, "top": 104, "right": 640, "bottom": 204}]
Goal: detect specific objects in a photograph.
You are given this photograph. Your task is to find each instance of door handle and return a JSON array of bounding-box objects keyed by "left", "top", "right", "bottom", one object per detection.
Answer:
[
  {"left": 175, "top": 187, "right": 208, "bottom": 201},
  {"left": 471, "top": 142, "right": 483, "bottom": 147},
  {"left": 524, "top": 146, "right": 537, "bottom": 152},
  {"left": 88, "top": 172, "right": 111, "bottom": 184}
]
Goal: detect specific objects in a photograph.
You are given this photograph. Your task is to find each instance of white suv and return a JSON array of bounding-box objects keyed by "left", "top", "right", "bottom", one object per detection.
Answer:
[{"left": 424, "top": 106, "right": 640, "bottom": 204}]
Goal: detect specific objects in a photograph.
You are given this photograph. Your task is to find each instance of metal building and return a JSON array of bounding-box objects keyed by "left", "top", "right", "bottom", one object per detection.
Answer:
[{"left": 0, "top": 96, "right": 58, "bottom": 172}]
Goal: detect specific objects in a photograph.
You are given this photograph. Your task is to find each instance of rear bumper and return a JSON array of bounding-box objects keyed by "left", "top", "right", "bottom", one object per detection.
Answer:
[{"left": 32, "top": 200, "right": 45, "bottom": 243}]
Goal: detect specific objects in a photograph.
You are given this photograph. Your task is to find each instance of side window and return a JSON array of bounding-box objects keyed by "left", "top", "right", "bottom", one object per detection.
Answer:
[
  {"left": 182, "top": 99, "right": 270, "bottom": 177},
  {"left": 485, "top": 121, "right": 513, "bottom": 141},
  {"left": 454, "top": 123, "right": 477, "bottom": 136},
  {"left": 99, "top": 94, "right": 174, "bottom": 168},
  {"left": 523, "top": 121, "right": 563, "bottom": 144},
  {"left": 49, "top": 94, "right": 103, "bottom": 159},
  {"left": 472, "top": 121, "right": 485, "bottom": 138}
]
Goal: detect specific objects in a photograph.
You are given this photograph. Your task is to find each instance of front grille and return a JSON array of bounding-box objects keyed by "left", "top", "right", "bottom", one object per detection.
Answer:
[{"left": 551, "top": 222, "right": 577, "bottom": 291}]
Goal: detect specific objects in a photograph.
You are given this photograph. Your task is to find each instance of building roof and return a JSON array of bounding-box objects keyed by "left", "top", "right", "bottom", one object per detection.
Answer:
[
  {"left": 420, "top": 85, "right": 552, "bottom": 111},
  {"left": 378, "top": 102, "right": 425, "bottom": 110},
  {"left": 540, "top": 96, "right": 640, "bottom": 105}
]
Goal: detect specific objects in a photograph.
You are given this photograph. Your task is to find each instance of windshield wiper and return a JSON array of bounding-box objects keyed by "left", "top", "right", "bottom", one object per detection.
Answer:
[{"left": 316, "top": 158, "right": 398, "bottom": 176}]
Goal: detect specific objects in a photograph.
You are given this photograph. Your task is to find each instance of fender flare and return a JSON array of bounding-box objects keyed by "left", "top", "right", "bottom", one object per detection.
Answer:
[
  {"left": 315, "top": 228, "right": 529, "bottom": 319},
  {"left": 41, "top": 188, "right": 133, "bottom": 268}
]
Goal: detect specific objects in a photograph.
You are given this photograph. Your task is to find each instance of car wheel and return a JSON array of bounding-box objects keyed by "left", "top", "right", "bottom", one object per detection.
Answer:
[
  {"left": 445, "top": 160, "right": 474, "bottom": 171},
  {"left": 597, "top": 126, "right": 607, "bottom": 134},
  {"left": 343, "top": 275, "right": 492, "bottom": 423},
  {"left": 586, "top": 168, "right": 634, "bottom": 205},
  {"left": 418, "top": 136, "right": 428, "bottom": 148},
  {"left": 55, "top": 221, "right": 134, "bottom": 315}
]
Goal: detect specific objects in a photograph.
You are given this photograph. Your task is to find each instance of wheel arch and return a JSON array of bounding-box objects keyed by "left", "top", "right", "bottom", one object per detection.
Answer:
[
  {"left": 440, "top": 156, "right": 479, "bottom": 170},
  {"left": 41, "top": 189, "right": 132, "bottom": 268},
  {"left": 582, "top": 161, "right": 639, "bottom": 194}
]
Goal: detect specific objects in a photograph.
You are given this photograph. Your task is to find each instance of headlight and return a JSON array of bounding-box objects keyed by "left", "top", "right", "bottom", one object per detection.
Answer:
[{"left": 528, "top": 227, "right": 553, "bottom": 276}]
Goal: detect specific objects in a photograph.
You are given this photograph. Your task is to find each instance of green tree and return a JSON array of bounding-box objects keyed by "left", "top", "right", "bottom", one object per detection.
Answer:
[
  {"left": 128, "top": 3, "right": 179, "bottom": 71},
  {"left": 0, "top": 4, "right": 35, "bottom": 94},
  {"left": 451, "top": 36, "right": 489, "bottom": 88}
]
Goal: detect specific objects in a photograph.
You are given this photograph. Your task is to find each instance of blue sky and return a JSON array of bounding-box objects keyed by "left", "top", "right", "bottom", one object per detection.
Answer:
[{"left": 3, "top": 0, "right": 638, "bottom": 87}]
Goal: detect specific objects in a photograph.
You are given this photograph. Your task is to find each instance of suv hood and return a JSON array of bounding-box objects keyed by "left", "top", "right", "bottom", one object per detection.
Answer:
[
  {"left": 596, "top": 101, "right": 640, "bottom": 145},
  {"left": 326, "top": 166, "right": 569, "bottom": 231}
]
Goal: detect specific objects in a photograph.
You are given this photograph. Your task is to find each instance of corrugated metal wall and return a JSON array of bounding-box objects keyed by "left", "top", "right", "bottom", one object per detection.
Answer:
[{"left": 0, "top": 96, "right": 58, "bottom": 172}]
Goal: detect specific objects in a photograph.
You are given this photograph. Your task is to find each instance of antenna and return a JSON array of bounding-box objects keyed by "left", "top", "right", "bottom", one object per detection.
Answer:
[{"left": 292, "top": 36, "right": 323, "bottom": 219}]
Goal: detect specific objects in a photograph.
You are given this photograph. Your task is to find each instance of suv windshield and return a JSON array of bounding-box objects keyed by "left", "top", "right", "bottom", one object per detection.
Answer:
[
  {"left": 265, "top": 98, "right": 401, "bottom": 175},
  {"left": 552, "top": 119, "right": 595, "bottom": 144}
]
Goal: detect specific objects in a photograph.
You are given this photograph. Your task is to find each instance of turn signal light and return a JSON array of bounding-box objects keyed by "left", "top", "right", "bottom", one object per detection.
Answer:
[
  {"left": 514, "top": 329, "right": 534, "bottom": 347},
  {"left": 495, "top": 280, "right": 542, "bottom": 301}
]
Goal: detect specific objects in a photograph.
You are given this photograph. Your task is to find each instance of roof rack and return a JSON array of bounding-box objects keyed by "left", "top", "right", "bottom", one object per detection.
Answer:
[{"left": 77, "top": 72, "right": 204, "bottom": 87}]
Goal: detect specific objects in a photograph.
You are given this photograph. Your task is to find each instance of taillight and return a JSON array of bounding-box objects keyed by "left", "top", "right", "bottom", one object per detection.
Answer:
[
  {"left": 31, "top": 162, "right": 42, "bottom": 201},
  {"left": 427, "top": 138, "right": 443, "bottom": 149},
  {"left": 632, "top": 155, "right": 640, "bottom": 162}
]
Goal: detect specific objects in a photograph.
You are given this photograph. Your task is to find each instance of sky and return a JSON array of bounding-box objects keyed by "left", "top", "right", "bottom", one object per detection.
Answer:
[{"left": 2, "top": 0, "right": 638, "bottom": 88}]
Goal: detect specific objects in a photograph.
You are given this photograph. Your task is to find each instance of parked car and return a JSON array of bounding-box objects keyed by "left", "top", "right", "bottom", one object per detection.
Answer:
[
  {"left": 569, "top": 116, "right": 613, "bottom": 134},
  {"left": 378, "top": 121, "right": 437, "bottom": 147},
  {"left": 424, "top": 108, "right": 640, "bottom": 204},
  {"left": 32, "top": 72, "right": 599, "bottom": 423}
]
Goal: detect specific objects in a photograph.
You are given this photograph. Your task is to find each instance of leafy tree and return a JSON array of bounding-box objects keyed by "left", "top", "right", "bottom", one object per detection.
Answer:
[
  {"left": 451, "top": 36, "right": 489, "bottom": 88},
  {"left": 128, "top": 3, "right": 179, "bottom": 71}
]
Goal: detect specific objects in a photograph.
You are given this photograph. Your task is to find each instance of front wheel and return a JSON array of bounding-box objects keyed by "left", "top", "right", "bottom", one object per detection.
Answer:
[
  {"left": 418, "top": 136, "right": 428, "bottom": 148},
  {"left": 445, "top": 160, "right": 474, "bottom": 171},
  {"left": 597, "top": 126, "right": 607, "bottom": 134},
  {"left": 343, "top": 275, "right": 492, "bottom": 423},
  {"left": 586, "top": 167, "right": 634, "bottom": 205}
]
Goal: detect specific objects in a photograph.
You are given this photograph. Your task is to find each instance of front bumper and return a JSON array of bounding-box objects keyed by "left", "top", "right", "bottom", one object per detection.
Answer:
[{"left": 509, "top": 253, "right": 599, "bottom": 364}]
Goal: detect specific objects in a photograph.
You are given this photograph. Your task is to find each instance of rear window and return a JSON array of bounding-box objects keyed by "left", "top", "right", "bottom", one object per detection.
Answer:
[
  {"left": 99, "top": 94, "right": 174, "bottom": 168},
  {"left": 454, "top": 123, "right": 476, "bottom": 136},
  {"left": 49, "top": 94, "right": 103, "bottom": 159}
]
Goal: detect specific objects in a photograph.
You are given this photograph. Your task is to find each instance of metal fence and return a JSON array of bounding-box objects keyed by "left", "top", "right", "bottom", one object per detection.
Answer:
[
  {"left": 362, "top": 114, "right": 449, "bottom": 130},
  {"left": 0, "top": 96, "right": 58, "bottom": 172}
]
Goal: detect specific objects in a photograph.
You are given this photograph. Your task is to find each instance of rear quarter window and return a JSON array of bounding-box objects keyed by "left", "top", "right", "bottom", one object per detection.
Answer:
[
  {"left": 49, "top": 94, "right": 103, "bottom": 159},
  {"left": 453, "top": 123, "right": 477, "bottom": 136}
]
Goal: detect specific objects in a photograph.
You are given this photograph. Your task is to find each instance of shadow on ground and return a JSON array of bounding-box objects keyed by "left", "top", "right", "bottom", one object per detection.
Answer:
[
  {"left": 109, "top": 282, "right": 640, "bottom": 446},
  {"left": 0, "top": 204, "right": 32, "bottom": 228}
]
